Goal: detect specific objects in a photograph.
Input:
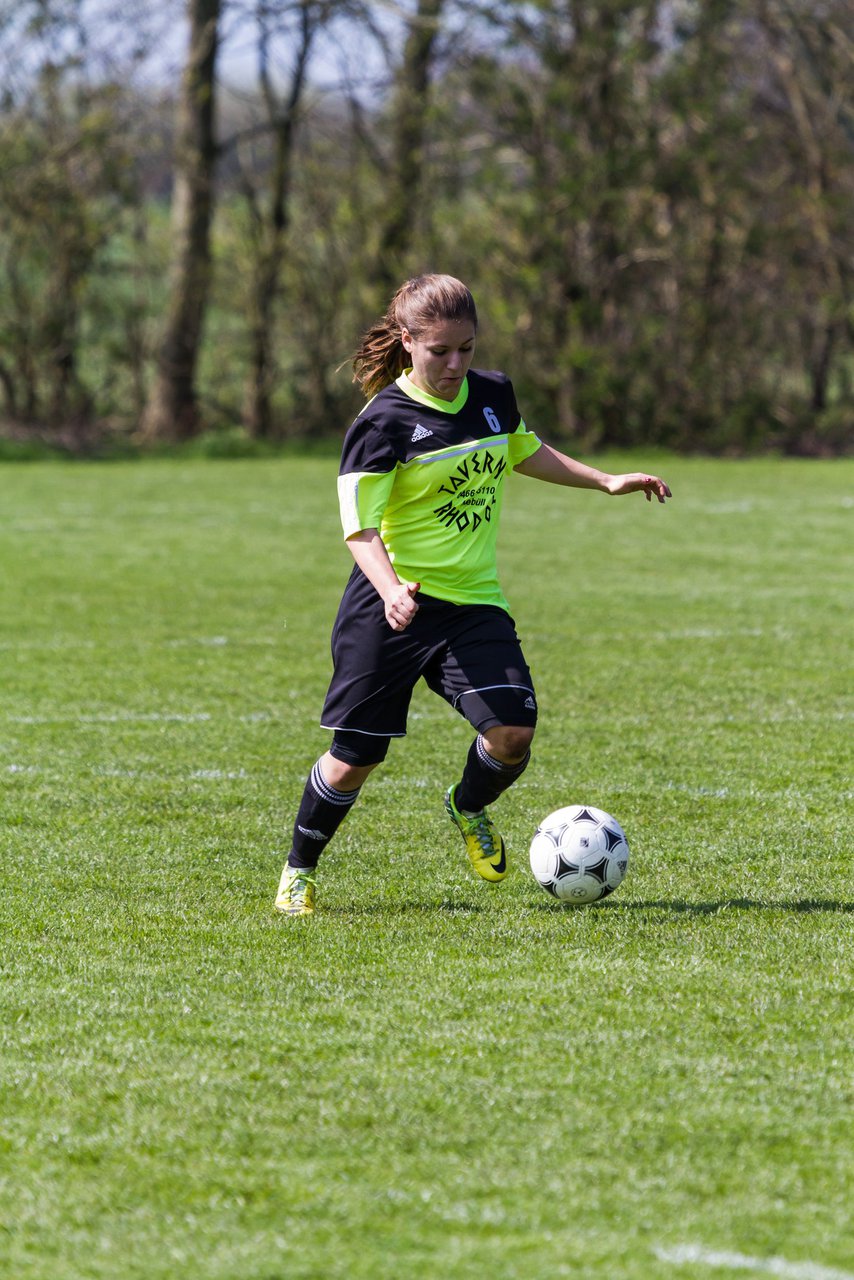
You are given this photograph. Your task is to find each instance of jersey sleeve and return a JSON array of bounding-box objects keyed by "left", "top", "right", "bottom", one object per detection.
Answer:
[
  {"left": 336, "top": 416, "right": 399, "bottom": 538},
  {"left": 507, "top": 419, "right": 542, "bottom": 467},
  {"left": 503, "top": 378, "right": 542, "bottom": 467}
]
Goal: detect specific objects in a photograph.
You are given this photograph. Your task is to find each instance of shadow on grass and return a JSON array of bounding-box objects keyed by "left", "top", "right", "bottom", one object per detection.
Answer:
[
  {"left": 322, "top": 899, "right": 487, "bottom": 917},
  {"left": 531, "top": 898, "right": 854, "bottom": 914},
  {"left": 306, "top": 898, "right": 853, "bottom": 918}
]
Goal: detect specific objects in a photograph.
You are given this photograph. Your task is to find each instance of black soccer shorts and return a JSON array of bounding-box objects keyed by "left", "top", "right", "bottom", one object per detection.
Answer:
[{"left": 321, "top": 568, "right": 538, "bottom": 763}]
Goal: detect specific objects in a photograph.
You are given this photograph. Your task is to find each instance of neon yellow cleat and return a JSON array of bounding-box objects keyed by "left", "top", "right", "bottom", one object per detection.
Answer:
[
  {"left": 275, "top": 865, "right": 316, "bottom": 916},
  {"left": 444, "top": 785, "right": 507, "bottom": 882}
]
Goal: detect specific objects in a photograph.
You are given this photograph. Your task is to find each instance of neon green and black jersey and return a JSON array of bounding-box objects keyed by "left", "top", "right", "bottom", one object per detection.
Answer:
[{"left": 337, "top": 369, "right": 541, "bottom": 610}]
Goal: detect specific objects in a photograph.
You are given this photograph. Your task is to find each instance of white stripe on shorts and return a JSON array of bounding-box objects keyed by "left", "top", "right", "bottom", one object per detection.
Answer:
[{"left": 452, "top": 683, "right": 535, "bottom": 710}]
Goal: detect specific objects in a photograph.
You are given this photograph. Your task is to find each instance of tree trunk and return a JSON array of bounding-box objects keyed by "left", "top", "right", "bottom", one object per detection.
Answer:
[
  {"left": 376, "top": 0, "right": 444, "bottom": 295},
  {"left": 139, "top": 0, "right": 221, "bottom": 442},
  {"left": 242, "top": 249, "right": 278, "bottom": 438},
  {"left": 241, "top": 5, "right": 314, "bottom": 439},
  {"left": 811, "top": 324, "right": 836, "bottom": 413}
]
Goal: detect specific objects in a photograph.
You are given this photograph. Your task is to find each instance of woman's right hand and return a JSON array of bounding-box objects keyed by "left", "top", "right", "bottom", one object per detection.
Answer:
[
  {"left": 384, "top": 581, "right": 420, "bottom": 631},
  {"left": 345, "top": 529, "right": 420, "bottom": 630}
]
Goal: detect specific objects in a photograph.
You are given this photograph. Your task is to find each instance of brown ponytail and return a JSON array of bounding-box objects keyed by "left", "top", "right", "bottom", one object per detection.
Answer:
[{"left": 352, "top": 274, "right": 478, "bottom": 399}]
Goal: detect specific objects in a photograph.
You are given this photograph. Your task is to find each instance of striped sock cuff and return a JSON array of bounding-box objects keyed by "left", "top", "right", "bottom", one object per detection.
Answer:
[
  {"left": 476, "top": 734, "right": 530, "bottom": 778},
  {"left": 311, "top": 760, "right": 362, "bottom": 806}
]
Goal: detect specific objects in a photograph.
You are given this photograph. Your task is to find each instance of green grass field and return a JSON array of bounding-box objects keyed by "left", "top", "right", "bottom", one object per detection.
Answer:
[{"left": 2, "top": 454, "right": 852, "bottom": 1280}]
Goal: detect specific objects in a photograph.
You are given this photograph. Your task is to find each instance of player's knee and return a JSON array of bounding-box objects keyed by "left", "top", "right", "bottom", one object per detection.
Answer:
[
  {"left": 483, "top": 724, "right": 535, "bottom": 763},
  {"left": 321, "top": 751, "right": 380, "bottom": 791}
]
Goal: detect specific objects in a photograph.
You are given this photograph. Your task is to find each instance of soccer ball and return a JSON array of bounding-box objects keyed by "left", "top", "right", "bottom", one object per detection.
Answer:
[{"left": 529, "top": 805, "right": 630, "bottom": 903}]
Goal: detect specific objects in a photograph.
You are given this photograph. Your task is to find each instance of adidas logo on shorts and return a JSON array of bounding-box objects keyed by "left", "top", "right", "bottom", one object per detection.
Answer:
[
  {"left": 411, "top": 424, "right": 433, "bottom": 442},
  {"left": 524, "top": 696, "right": 537, "bottom": 710}
]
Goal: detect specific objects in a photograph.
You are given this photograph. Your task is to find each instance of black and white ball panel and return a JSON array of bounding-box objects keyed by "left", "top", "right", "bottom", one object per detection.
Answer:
[{"left": 529, "top": 804, "right": 630, "bottom": 904}]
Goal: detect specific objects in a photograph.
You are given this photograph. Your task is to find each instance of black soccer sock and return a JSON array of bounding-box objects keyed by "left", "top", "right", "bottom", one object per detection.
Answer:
[
  {"left": 454, "top": 734, "right": 530, "bottom": 813},
  {"left": 287, "top": 760, "right": 362, "bottom": 870}
]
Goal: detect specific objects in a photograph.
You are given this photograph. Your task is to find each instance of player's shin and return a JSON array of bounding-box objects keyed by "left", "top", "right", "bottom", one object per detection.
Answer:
[
  {"left": 454, "top": 733, "right": 530, "bottom": 814},
  {"left": 275, "top": 760, "right": 362, "bottom": 916},
  {"left": 288, "top": 758, "right": 362, "bottom": 869}
]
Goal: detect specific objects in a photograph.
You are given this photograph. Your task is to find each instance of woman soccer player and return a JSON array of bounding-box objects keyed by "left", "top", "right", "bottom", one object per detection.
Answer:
[{"left": 275, "top": 274, "right": 671, "bottom": 916}]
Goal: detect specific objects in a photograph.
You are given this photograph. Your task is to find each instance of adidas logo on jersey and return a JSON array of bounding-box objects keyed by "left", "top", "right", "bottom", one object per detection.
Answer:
[{"left": 411, "top": 424, "right": 433, "bottom": 442}]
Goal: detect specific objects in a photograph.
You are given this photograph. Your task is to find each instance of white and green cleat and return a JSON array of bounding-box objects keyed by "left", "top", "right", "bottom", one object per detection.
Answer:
[
  {"left": 444, "top": 785, "right": 508, "bottom": 882},
  {"left": 275, "top": 865, "right": 317, "bottom": 917}
]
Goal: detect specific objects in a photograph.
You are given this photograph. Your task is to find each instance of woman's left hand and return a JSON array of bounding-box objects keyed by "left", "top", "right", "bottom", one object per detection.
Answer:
[{"left": 606, "top": 473, "right": 672, "bottom": 502}]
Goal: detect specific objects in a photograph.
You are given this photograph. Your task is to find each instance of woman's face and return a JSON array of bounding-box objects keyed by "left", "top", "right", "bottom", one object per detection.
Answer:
[{"left": 401, "top": 318, "right": 477, "bottom": 402}]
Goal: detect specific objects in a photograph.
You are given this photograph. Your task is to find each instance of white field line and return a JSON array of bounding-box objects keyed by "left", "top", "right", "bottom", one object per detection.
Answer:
[
  {"left": 565, "top": 779, "right": 854, "bottom": 805},
  {"left": 0, "top": 638, "right": 94, "bottom": 650},
  {"left": 676, "top": 496, "right": 853, "bottom": 513},
  {"left": 15, "top": 707, "right": 848, "bottom": 730},
  {"left": 5, "top": 764, "right": 248, "bottom": 781},
  {"left": 5, "top": 760, "right": 850, "bottom": 805},
  {"left": 6, "top": 711, "right": 278, "bottom": 725},
  {"left": 163, "top": 636, "right": 278, "bottom": 647},
  {"left": 653, "top": 626, "right": 766, "bottom": 638},
  {"left": 655, "top": 1244, "right": 854, "bottom": 1280},
  {"left": 0, "top": 636, "right": 278, "bottom": 651},
  {"left": 8, "top": 712, "right": 212, "bottom": 724},
  {"left": 187, "top": 769, "right": 248, "bottom": 780}
]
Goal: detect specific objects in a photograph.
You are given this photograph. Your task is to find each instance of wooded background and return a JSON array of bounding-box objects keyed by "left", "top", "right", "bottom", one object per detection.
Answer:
[{"left": 1, "top": 0, "right": 852, "bottom": 454}]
